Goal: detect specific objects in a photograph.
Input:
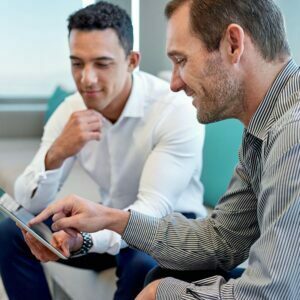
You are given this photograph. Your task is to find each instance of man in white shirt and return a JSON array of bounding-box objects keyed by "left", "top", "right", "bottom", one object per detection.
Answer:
[{"left": 0, "top": 2, "right": 205, "bottom": 300}]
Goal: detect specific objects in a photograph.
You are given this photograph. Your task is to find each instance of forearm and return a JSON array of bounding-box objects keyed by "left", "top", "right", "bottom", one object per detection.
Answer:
[
  {"left": 45, "top": 142, "right": 68, "bottom": 170},
  {"left": 101, "top": 206, "right": 130, "bottom": 236},
  {"left": 90, "top": 211, "right": 132, "bottom": 254},
  {"left": 14, "top": 103, "right": 73, "bottom": 212},
  {"left": 123, "top": 206, "right": 258, "bottom": 271},
  {"left": 14, "top": 148, "right": 74, "bottom": 214},
  {"left": 156, "top": 276, "right": 234, "bottom": 300}
]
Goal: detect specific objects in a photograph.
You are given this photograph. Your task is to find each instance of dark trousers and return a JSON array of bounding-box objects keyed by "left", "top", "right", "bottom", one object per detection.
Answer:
[{"left": 0, "top": 218, "right": 157, "bottom": 300}]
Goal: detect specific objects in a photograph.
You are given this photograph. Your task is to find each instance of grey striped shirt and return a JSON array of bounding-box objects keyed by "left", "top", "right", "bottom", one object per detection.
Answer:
[{"left": 123, "top": 59, "right": 300, "bottom": 299}]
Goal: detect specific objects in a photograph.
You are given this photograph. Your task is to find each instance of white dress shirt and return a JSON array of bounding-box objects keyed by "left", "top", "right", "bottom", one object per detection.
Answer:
[{"left": 15, "top": 71, "right": 206, "bottom": 255}]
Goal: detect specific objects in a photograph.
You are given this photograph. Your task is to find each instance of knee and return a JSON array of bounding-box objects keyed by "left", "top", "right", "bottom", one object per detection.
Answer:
[
  {"left": 131, "top": 252, "right": 156, "bottom": 274},
  {"left": 0, "top": 218, "right": 24, "bottom": 262},
  {"left": 118, "top": 249, "right": 157, "bottom": 278},
  {"left": 144, "top": 266, "right": 164, "bottom": 286}
]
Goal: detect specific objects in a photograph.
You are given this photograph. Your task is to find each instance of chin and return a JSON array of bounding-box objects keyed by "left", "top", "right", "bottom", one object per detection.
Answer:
[{"left": 197, "top": 110, "right": 215, "bottom": 124}]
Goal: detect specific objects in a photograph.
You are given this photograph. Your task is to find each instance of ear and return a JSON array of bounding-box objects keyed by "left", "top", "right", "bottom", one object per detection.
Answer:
[
  {"left": 221, "top": 24, "right": 245, "bottom": 64},
  {"left": 127, "top": 51, "right": 141, "bottom": 72}
]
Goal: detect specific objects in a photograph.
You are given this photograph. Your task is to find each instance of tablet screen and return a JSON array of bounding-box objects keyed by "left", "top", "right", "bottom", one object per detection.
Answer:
[{"left": 0, "top": 188, "right": 67, "bottom": 260}]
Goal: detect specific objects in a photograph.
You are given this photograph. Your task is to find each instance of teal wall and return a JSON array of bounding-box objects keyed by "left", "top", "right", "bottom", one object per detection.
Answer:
[
  {"left": 201, "top": 120, "right": 243, "bottom": 207},
  {"left": 275, "top": 0, "right": 300, "bottom": 64}
]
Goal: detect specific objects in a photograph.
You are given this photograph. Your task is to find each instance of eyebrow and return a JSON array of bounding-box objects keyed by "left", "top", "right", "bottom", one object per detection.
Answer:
[
  {"left": 167, "top": 50, "right": 184, "bottom": 58},
  {"left": 69, "top": 55, "right": 114, "bottom": 62}
]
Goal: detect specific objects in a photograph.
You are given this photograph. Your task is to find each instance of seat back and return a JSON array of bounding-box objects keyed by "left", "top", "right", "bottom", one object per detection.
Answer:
[{"left": 201, "top": 119, "right": 244, "bottom": 207}]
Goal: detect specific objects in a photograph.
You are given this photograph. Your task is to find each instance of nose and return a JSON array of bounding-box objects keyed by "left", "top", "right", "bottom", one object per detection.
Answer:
[
  {"left": 81, "top": 66, "right": 97, "bottom": 86},
  {"left": 170, "top": 67, "right": 185, "bottom": 92}
]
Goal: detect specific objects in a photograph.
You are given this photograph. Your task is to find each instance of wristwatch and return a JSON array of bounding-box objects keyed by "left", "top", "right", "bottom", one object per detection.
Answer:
[{"left": 71, "top": 232, "right": 93, "bottom": 257}]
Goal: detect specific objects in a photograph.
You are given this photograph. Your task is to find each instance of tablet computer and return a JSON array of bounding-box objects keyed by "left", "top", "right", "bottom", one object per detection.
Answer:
[{"left": 0, "top": 188, "right": 68, "bottom": 260}]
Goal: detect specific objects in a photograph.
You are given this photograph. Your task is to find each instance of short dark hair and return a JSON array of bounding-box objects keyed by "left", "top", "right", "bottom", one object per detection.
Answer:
[
  {"left": 165, "top": 0, "right": 290, "bottom": 61},
  {"left": 68, "top": 1, "right": 133, "bottom": 55}
]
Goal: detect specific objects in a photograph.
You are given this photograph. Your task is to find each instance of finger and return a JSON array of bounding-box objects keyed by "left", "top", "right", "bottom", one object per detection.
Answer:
[
  {"left": 52, "top": 212, "right": 66, "bottom": 222},
  {"left": 87, "top": 121, "right": 101, "bottom": 132},
  {"left": 52, "top": 232, "right": 71, "bottom": 257},
  {"left": 22, "top": 232, "right": 47, "bottom": 261},
  {"left": 86, "top": 114, "right": 103, "bottom": 125},
  {"left": 74, "top": 110, "right": 102, "bottom": 123},
  {"left": 16, "top": 223, "right": 30, "bottom": 238},
  {"left": 51, "top": 237, "right": 59, "bottom": 248},
  {"left": 64, "top": 228, "right": 78, "bottom": 238},
  {"left": 52, "top": 215, "right": 82, "bottom": 232},
  {"left": 86, "top": 109, "right": 103, "bottom": 119},
  {"left": 26, "top": 234, "right": 58, "bottom": 261},
  {"left": 16, "top": 222, "right": 24, "bottom": 231},
  {"left": 29, "top": 207, "right": 56, "bottom": 226},
  {"left": 77, "top": 117, "right": 101, "bottom": 131},
  {"left": 86, "top": 131, "right": 101, "bottom": 141},
  {"left": 20, "top": 228, "right": 28, "bottom": 240},
  {"left": 25, "top": 232, "right": 46, "bottom": 253},
  {"left": 25, "top": 231, "right": 43, "bottom": 248},
  {"left": 29, "top": 199, "right": 71, "bottom": 226}
]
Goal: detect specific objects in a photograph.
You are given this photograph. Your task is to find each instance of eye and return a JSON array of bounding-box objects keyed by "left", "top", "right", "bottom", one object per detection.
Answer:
[
  {"left": 95, "top": 63, "right": 110, "bottom": 68},
  {"left": 174, "top": 56, "right": 186, "bottom": 66},
  {"left": 71, "top": 62, "right": 82, "bottom": 68}
]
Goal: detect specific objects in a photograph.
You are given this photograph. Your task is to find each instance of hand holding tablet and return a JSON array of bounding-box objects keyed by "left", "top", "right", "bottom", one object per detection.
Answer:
[{"left": 0, "top": 188, "right": 69, "bottom": 260}]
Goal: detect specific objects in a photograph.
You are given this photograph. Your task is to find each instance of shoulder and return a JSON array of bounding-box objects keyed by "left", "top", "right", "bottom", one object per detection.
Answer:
[
  {"left": 135, "top": 71, "right": 194, "bottom": 113},
  {"left": 59, "top": 92, "right": 86, "bottom": 112},
  {"left": 266, "top": 94, "right": 300, "bottom": 162},
  {"left": 47, "top": 92, "right": 85, "bottom": 121},
  {"left": 272, "top": 91, "right": 300, "bottom": 134}
]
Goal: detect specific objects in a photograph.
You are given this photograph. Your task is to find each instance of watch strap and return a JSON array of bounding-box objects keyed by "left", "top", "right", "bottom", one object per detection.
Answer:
[{"left": 71, "top": 232, "right": 93, "bottom": 257}]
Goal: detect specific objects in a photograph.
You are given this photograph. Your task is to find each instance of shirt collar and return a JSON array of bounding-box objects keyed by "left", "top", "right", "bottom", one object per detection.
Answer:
[
  {"left": 119, "top": 71, "right": 145, "bottom": 119},
  {"left": 247, "top": 59, "right": 299, "bottom": 140}
]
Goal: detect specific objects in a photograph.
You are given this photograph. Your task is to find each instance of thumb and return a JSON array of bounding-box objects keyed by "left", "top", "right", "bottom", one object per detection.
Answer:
[{"left": 61, "top": 239, "right": 71, "bottom": 257}]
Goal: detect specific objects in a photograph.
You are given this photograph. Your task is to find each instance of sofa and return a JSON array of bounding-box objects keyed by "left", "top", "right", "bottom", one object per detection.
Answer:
[{"left": 0, "top": 84, "right": 244, "bottom": 299}]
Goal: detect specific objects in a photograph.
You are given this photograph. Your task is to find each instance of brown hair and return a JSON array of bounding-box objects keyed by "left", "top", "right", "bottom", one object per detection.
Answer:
[{"left": 165, "top": 0, "right": 290, "bottom": 61}]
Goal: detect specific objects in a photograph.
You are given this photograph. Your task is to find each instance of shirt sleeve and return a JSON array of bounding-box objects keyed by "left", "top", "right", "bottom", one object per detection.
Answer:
[
  {"left": 123, "top": 125, "right": 300, "bottom": 299},
  {"left": 14, "top": 100, "right": 76, "bottom": 214},
  {"left": 126, "top": 101, "right": 205, "bottom": 217},
  {"left": 123, "top": 161, "right": 260, "bottom": 272},
  {"left": 90, "top": 230, "right": 122, "bottom": 255}
]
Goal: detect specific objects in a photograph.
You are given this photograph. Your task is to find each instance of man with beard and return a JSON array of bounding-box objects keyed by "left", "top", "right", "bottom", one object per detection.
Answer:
[{"left": 28, "top": 0, "right": 300, "bottom": 299}]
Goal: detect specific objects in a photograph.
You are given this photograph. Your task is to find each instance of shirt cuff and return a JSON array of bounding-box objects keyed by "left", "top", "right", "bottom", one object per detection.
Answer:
[
  {"left": 17, "top": 168, "right": 62, "bottom": 213},
  {"left": 90, "top": 229, "right": 122, "bottom": 255},
  {"left": 36, "top": 168, "right": 63, "bottom": 185},
  {"left": 156, "top": 277, "right": 189, "bottom": 300},
  {"left": 122, "top": 210, "right": 160, "bottom": 254}
]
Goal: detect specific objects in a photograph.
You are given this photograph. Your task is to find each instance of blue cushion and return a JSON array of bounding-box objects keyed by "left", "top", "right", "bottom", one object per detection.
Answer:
[
  {"left": 201, "top": 119, "right": 244, "bottom": 207},
  {"left": 45, "top": 86, "right": 72, "bottom": 123}
]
